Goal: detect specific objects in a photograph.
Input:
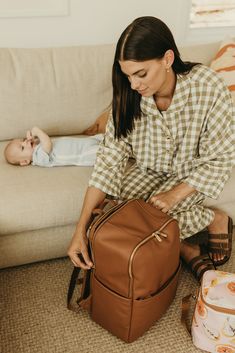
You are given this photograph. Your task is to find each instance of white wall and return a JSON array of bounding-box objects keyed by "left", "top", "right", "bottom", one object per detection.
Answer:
[{"left": 0, "top": 0, "right": 233, "bottom": 48}]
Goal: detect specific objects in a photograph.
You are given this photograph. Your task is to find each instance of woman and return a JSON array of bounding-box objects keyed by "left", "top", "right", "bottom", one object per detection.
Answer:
[{"left": 68, "top": 16, "right": 234, "bottom": 281}]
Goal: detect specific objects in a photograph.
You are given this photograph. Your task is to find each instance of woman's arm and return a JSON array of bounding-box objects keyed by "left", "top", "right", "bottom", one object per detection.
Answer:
[
  {"left": 83, "top": 110, "right": 110, "bottom": 135},
  {"left": 184, "top": 83, "right": 234, "bottom": 200},
  {"left": 67, "top": 186, "right": 106, "bottom": 269},
  {"left": 69, "top": 111, "right": 131, "bottom": 268}
]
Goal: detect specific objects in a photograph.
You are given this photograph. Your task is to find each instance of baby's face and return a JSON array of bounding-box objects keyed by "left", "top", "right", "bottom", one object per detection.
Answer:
[{"left": 10, "top": 138, "right": 35, "bottom": 165}]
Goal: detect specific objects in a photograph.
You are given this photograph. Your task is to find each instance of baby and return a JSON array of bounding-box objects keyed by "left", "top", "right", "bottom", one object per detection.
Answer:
[{"left": 4, "top": 126, "right": 103, "bottom": 167}]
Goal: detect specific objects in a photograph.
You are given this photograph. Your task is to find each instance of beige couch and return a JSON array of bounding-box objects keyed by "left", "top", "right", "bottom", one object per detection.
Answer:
[{"left": 0, "top": 42, "right": 234, "bottom": 269}]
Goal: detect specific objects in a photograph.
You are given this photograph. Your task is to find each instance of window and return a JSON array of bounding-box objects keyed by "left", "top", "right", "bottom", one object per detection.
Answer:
[{"left": 190, "top": 0, "right": 235, "bottom": 28}]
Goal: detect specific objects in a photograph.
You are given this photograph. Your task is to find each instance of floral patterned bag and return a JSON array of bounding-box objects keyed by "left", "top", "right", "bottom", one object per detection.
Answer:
[{"left": 191, "top": 270, "right": 235, "bottom": 353}]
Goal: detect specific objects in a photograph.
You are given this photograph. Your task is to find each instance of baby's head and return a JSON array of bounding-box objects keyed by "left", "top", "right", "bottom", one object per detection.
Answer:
[{"left": 4, "top": 138, "right": 34, "bottom": 166}]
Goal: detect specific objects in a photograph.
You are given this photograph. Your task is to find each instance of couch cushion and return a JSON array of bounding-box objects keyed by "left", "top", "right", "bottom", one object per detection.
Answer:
[
  {"left": 0, "top": 224, "right": 75, "bottom": 268},
  {"left": 1, "top": 137, "right": 235, "bottom": 235},
  {"left": 180, "top": 41, "right": 220, "bottom": 66},
  {"left": 0, "top": 140, "right": 93, "bottom": 235},
  {"left": 204, "top": 168, "right": 235, "bottom": 211},
  {"left": 0, "top": 45, "right": 115, "bottom": 141}
]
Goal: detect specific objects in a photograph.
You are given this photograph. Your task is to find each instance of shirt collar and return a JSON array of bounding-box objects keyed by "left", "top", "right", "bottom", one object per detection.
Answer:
[{"left": 140, "top": 73, "right": 190, "bottom": 115}]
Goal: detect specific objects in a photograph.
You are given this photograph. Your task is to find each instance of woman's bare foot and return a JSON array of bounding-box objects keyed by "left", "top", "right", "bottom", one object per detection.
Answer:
[
  {"left": 207, "top": 209, "right": 230, "bottom": 264},
  {"left": 180, "top": 241, "right": 200, "bottom": 263}
]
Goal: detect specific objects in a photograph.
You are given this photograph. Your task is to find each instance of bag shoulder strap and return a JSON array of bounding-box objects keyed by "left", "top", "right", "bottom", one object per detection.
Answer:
[
  {"left": 67, "top": 266, "right": 81, "bottom": 310},
  {"left": 67, "top": 199, "right": 119, "bottom": 311},
  {"left": 67, "top": 265, "right": 92, "bottom": 311},
  {"left": 181, "top": 293, "right": 198, "bottom": 336}
]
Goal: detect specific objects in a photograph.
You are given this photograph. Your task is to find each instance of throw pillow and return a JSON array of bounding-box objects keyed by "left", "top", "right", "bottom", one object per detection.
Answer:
[{"left": 210, "top": 37, "right": 235, "bottom": 105}]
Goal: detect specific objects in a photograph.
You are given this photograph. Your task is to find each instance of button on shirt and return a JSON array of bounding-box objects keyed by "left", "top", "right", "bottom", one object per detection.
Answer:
[{"left": 89, "top": 65, "right": 235, "bottom": 199}]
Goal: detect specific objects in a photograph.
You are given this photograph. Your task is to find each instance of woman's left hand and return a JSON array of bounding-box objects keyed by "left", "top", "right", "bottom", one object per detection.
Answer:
[{"left": 148, "top": 190, "right": 179, "bottom": 213}]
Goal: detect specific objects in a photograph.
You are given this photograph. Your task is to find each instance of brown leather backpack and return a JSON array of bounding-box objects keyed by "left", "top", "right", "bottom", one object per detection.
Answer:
[{"left": 67, "top": 199, "right": 181, "bottom": 343}]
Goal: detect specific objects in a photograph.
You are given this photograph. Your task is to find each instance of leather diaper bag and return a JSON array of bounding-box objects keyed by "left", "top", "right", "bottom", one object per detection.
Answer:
[{"left": 67, "top": 198, "right": 181, "bottom": 342}]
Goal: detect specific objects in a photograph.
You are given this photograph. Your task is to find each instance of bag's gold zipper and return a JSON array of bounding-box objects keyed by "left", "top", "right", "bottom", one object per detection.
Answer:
[
  {"left": 89, "top": 199, "right": 178, "bottom": 299},
  {"left": 88, "top": 200, "right": 129, "bottom": 234},
  {"left": 88, "top": 200, "right": 131, "bottom": 268},
  {"left": 200, "top": 286, "right": 235, "bottom": 315},
  {"left": 128, "top": 218, "right": 175, "bottom": 297}
]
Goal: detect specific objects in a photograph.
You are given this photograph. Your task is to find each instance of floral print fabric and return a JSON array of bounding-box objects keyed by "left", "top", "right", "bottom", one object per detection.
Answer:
[{"left": 192, "top": 270, "right": 235, "bottom": 353}]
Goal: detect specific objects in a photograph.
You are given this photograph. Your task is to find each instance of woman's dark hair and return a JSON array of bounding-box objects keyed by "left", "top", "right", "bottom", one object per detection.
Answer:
[{"left": 112, "top": 16, "right": 199, "bottom": 139}]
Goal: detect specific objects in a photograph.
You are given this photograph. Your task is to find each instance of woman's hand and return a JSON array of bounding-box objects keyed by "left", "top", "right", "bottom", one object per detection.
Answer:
[
  {"left": 148, "top": 190, "right": 178, "bottom": 213},
  {"left": 67, "top": 227, "right": 93, "bottom": 270},
  {"left": 148, "top": 183, "right": 197, "bottom": 213},
  {"left": 67, "top": 187, "right": 106, "bottom": 268},
  {"left": 83, "top": 110, "right": 109, "bottom": 135}
]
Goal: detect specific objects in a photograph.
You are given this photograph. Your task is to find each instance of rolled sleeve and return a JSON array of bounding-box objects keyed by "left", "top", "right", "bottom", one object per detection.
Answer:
[
  {"left": 185, "top": 87, "right": 235, "bottom": 199},
  {"left": 32, "top": 145, "right": 52, "bottom": 167},
  {"left": 88, "top": 115, "right": 132, "bottom": 197}
]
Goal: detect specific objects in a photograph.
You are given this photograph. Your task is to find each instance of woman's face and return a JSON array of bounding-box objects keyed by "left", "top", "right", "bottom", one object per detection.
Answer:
[{"left": 119, "top": 57, "right": 170, "bottom": 97}]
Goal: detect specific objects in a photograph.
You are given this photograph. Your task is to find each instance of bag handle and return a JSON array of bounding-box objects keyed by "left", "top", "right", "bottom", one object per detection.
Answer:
[
  {"left": 92, "top": 199, "right": 118, "bottom": 217},
  {"left": 181, "top": 293, "right": 198, "bottom": 336},
  {"left": 87, "top": 198, "right": 118, "bottom": 232}
]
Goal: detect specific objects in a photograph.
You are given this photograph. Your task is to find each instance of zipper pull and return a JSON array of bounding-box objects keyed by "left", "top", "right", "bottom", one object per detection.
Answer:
[
  {"left": 154, "top": 233, "right": 162, "bottom": 242},
  {"left": 152, "top": 231, "right": 168, "bottom": 242}
]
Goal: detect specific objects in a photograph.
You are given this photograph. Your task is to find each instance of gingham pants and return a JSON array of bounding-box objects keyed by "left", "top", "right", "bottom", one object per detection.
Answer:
[{"left": 118, "top": 164, "right": 215, "bottom": 239}]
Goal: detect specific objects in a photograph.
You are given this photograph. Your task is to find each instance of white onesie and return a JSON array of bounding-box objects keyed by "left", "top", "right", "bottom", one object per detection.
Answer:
[{"left": 32, "top": 134, "right": 103, "bottom": 167}]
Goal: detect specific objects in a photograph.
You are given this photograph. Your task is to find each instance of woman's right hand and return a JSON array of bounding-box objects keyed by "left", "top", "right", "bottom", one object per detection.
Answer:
[
  {"left": 67, "top": 227, "right": 93, "bottom": 270},
  {"left": 67, "top": 186, "right": 106, "bottom": 269}
]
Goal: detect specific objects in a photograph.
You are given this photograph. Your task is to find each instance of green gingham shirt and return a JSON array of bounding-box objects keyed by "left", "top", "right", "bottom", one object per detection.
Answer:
[{"left": 89, "top": 65, "right": 235, "bottom": 200}]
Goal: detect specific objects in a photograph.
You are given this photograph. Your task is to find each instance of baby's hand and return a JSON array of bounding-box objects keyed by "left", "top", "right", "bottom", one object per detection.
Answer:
[
  {"left": 26, "top": 128, "right": 39, "bottom": 146},
  {"left": 26, "top": 130, "right": 33, "bottom": 141},
  {"left": 31, "top": 126, "right": 41, "bottom": 137}
]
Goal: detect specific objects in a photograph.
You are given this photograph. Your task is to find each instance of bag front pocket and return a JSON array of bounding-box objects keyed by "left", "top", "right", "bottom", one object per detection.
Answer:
[
  {"left": 91, "top": 274, "right": 132, "bottom": 342},
  {"left": 129, "top": 263, "right": 181, "bottom": 342}
]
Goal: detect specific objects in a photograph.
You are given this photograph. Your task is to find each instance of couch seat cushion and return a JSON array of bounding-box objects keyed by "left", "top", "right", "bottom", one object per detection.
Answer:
[
  {"left": 1, "top": 139, "right": 235, "bottom": 236},
  {"left": 0, "top": 140, "right": 92, "bottom": 235}
]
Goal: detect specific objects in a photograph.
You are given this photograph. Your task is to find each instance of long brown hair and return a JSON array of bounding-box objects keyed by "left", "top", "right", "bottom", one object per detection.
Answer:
[{"left": 112, "top": 16, "right": 199, "bottom": 139}]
